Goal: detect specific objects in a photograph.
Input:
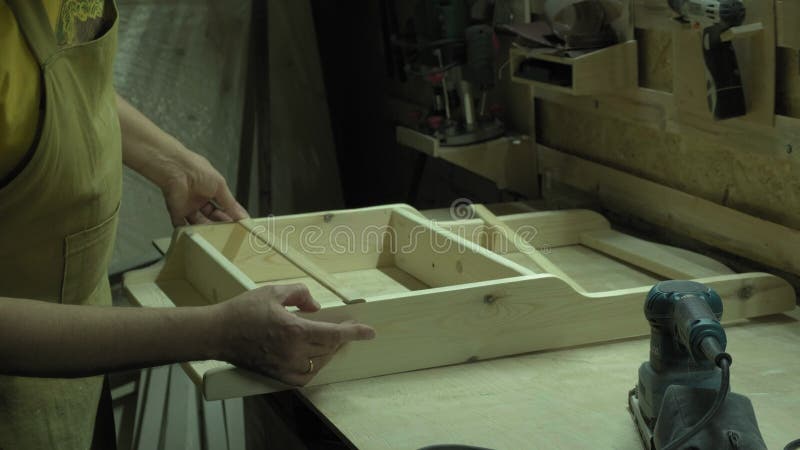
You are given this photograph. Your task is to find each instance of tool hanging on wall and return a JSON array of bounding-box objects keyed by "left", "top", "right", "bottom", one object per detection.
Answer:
[
  {"left": 668, "top": 0, "right": 747, "bottom": 120},
  {"left": 386, "top": 0, "right": 505, "bottom": 147}
]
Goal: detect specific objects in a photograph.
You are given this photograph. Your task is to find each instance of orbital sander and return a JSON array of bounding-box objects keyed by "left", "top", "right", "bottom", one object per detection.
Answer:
[{"left": 628, "top": 280, "right": 768, "bottom": 450}]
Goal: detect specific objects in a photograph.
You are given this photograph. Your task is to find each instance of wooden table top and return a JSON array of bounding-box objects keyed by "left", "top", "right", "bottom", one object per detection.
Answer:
[{"left": 302, "top": 309, "right": 800, "bottom": 450}]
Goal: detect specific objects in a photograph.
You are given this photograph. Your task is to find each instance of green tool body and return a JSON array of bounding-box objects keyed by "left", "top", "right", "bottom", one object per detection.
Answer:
[{"left": 635, "top": 280, "right": 728, "bottom": 423}]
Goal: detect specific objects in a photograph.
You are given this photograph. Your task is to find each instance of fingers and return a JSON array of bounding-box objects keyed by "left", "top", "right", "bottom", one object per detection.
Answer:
[
  {"left": 301, "top": 318, "right": 376, "bottom": 347},
  {"left": 280, "top": 286, "right": 321, "bottom": 312},
  {"left": 186, "top": 210, "right": 212, "bottom": 225},
  {"left": 215, "top": 183, "right": 250, "bottom": 221},
  {"left": 184, "top": 199, "right": 236, "bottom": 226},
  {"left": 209, "top": 208, "right": 233, "bottom": 222},
  {"left": 226, "top": 283, "right": 375, "bottom": 387}
]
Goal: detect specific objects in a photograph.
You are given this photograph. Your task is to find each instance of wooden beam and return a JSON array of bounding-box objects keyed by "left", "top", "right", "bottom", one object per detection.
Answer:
[
  {"left": 539, "top": 145, "right": 800, "bottom": 275},
  {"left": 240, "top": 219, "right": 365, "bottom": 304},
  {"left": 472, "top": 204, "right": 586, "bottom": 292},
  {"left": 580, "top": 229, "right": 725, "bottom": 279}
]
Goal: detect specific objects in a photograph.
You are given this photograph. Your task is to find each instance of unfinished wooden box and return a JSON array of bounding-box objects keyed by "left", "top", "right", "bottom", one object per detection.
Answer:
[{"left": 124, "top": 204, "right": 795, "bottom": 400}]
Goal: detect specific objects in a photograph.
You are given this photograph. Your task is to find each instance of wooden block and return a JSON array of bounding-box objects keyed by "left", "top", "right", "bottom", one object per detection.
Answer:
[{"left": 721, "top": 22, "right": 764, "bottom": 42}]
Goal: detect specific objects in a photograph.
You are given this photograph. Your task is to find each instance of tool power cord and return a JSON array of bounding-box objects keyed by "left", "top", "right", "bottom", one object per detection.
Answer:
[
  {"left": 785, "top": 438, "right": 800, "bottom": 450},
  {"left": 661, "top": 357, "right": 731, "bottom": 450},
  {"left": 656, "top": 354, "right": 800, "bottom": 450}
]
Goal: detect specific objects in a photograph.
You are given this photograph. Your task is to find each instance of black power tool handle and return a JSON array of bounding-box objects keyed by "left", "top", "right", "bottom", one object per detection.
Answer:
[{"left": 702, "top": 24, "right": 746, "bottom": 120}]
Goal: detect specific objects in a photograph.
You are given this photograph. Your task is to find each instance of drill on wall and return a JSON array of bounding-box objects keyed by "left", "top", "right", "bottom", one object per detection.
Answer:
[
  {"left": 628, "top": 280, "right": 767, "bottom": 450},
  {"left": 668, "top": 0, "right": 746, "bottom": 119}
]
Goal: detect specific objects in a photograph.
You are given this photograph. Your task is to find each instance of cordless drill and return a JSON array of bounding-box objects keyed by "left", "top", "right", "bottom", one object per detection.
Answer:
[
  {"left": 668, "top": 0, "right": 747, "bottom": 119},
  {"left": 628, "top": 281, "right": 767, "bottom": 450}
]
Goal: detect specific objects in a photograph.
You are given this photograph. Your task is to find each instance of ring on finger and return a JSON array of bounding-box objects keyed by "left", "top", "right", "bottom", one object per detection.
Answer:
[{"left": 305, "top": 358, "right": 314, "bottom": 374}]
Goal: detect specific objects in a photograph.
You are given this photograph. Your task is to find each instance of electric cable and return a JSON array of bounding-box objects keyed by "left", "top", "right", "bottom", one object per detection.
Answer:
[
  {"left": 784, "top": 438, "right": 800, "bottom": 450},
  {"left": 661, "top": 355, "right": 731, "bottom": 450}
]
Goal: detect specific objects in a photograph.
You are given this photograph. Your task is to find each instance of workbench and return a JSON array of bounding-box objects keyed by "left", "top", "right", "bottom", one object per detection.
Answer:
[{"left": 299, "top": 309, "right": 799, "bottom": 450}]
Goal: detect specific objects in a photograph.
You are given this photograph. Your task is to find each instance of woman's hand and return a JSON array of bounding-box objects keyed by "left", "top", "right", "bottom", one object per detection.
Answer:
[
  {"left": 160, "top": 150, "right": 249, "bottom": 226},
  {"left": 216, "top": 284, "right": 376, "bottom": 386},
  {"left": 116, "top": 94, "right": 249, "bottom": 226}
]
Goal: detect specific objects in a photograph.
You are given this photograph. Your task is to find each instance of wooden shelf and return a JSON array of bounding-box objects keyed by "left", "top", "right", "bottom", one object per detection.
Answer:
[
  {"left": 510, "top": 40, "right": 638, "bottom": 96},
  {"left": 396, "top": 127, "right": 539, "bottom": 198}
]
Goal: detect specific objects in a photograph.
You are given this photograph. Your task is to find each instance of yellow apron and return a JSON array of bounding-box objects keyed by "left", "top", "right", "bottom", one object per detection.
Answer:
[{"left": 0, "top": 0, "right": 122, "bottom": 448}]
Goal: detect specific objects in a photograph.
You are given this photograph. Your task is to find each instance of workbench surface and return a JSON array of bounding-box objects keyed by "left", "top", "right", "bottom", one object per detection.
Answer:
[{"left": 302, "top": 309, "right": 800, "bottom": 450}]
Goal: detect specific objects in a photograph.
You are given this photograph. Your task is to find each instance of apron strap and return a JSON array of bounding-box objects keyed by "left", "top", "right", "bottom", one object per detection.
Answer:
[{"left": 6, "top": 0, "right": 58, "bottom": 66}]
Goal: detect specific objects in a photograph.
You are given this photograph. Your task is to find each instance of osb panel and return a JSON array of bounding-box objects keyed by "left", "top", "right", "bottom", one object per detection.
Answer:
[
  {"left": 634, "top": 28, "right": 673, "bottom": 92},
  {"left": 538, "top": 100, "right": 800, "bottom": 229},
  {"left": 776, "top": 48, "right": 800, "bottom": 117}
]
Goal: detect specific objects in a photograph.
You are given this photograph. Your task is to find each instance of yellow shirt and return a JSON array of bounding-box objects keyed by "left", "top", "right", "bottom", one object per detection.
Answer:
[{"left": 0, "top": 0, "right": 108, "bottom": 180}]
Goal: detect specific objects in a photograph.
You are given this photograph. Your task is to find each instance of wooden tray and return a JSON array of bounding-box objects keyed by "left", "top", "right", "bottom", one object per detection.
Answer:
[{"left": 124, "top": 204, "right": 795, "bottom": 400}]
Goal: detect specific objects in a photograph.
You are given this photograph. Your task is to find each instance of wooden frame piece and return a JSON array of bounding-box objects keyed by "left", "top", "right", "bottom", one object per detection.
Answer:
[
  {"left": 471, "top": 204, "right": 585, "bottom": 291},
  {"left": 239, "top": 218, "right": 364, "bottom": 304},
  {"left": 124, "top": 204, "right": 796, "bottom": 400},
  {"left": 539, "top": 145, "right": 800, "bottom": 276}
]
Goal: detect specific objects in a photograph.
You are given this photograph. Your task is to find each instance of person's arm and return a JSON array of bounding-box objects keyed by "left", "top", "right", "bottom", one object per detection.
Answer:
[
  {"left": 116, "top": 94, "right": 249, "bottom": 226},
  {"left": 0, "top": 284, "right": 375, "bottom": 385}
]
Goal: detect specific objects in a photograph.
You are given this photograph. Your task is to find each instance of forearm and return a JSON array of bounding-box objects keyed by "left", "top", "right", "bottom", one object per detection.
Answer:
[
  {"left": 117, "top": 93, "right": 191, "bottom": 188},
  {"left": 0, "top": 297, "right": 226, "bottom": 378}
]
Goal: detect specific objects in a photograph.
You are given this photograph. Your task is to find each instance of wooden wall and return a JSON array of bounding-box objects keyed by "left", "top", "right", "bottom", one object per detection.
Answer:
[
  {"left": 528, "top": 0, "right": 800, "bottom": 286},
  {"left": 317, "top": 0, "right": 800, "bottom": 280},
  {"left": 538, "top": 28, "right": 800, "bottom": 229}
]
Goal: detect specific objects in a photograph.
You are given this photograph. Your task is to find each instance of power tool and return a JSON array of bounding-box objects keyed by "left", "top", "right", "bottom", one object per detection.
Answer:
[
  {"left": 628, "top": 280, "right": 768, "bottom": 450},
  {"left": 668, "top": 0, "right": 747, "bottom": 120},
  {"left": 384, "top": 0, "right": 505, "bottom": 146}
]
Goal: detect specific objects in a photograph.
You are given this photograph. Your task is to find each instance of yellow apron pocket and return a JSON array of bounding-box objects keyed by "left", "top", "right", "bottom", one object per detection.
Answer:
[{"left": 61, "top": 203, "right": 120, "bottom": 305}]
